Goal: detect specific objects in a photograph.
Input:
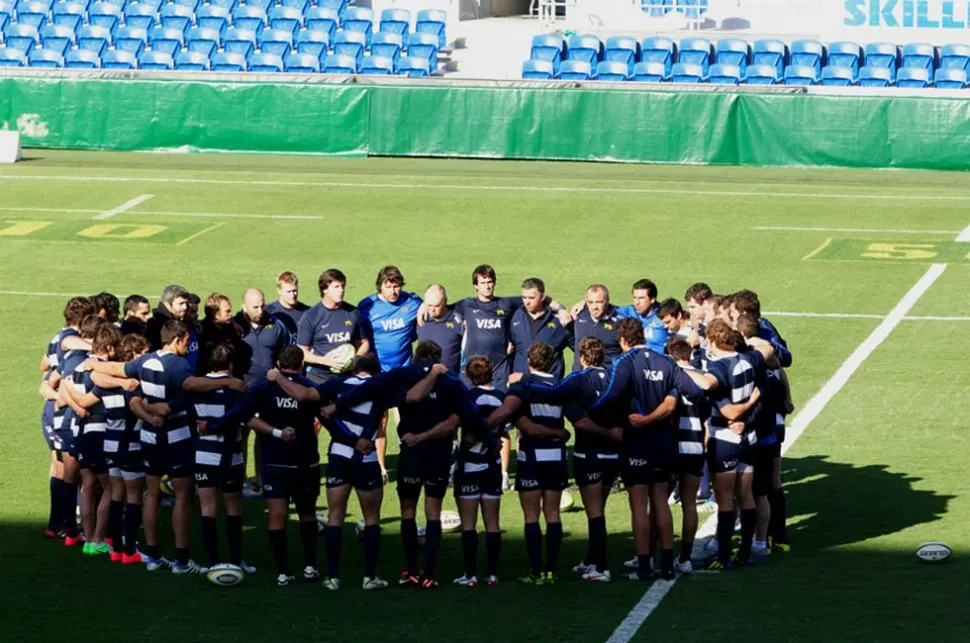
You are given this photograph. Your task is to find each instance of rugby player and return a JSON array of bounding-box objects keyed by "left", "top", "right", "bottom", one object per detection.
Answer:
[
  {"left": 265, "top": 271, "right": 310, "bottom": 344},
  {"left": 297, "top": 269, "right": 370, "bottom": 384},
  {"left": 92, "top": 292, "right": 120, "bottom": 324},
  {"left": 570, "top": 284, "right": 622, "bottom": 371},
  {"left": 119, "top": 295, "right": 151, "bottom": 336},
  {"left": 616, "top": 279, "right": 669, "bottom": 354},
  {"left": 116, "top": 334, "right": 153, "bottom": 564},
  {"left": 145, "top": 284, "right": 189, "bottom": 351},
  {"left": 415, "top": 284, "right": 463, "bottom": 373},
  {"left": 510, "top": 278, "right": 572, "bottom": 380},
  {"left": 658, "top": 298, "right": 694, "bottom": 342}
]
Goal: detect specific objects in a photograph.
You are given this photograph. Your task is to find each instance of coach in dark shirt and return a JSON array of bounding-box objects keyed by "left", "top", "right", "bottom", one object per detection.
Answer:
[
  {"left": 234, "top": 288, "right": 288, "bottom": 385},
  {"left": 510, "top": 278, "right": 572, "bottom": 379},
  {"left": 415, "top": 284, "right": 463, "bottom": 373},
  {"left": 571, "top": 284, "right": 622, "bottom": 371}
]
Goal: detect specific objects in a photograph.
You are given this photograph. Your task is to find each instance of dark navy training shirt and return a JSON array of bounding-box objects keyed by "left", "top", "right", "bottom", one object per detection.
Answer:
[
  {"left": 233, "top": 312, "right": 289, "bottom": 385},
  {"left": 571, "top": 305, "right": 622, "bottom": 371},
  {"left": 297, "top": 302, "right": 362, "bottom": 377},
  {"left": 416, "top": 308, "right": 463, "bottom": 373},
  {"left": 265, "top": 300, "right": 310, "bottom": 345},
  {"left": 509, "top": 307, "right": 573, "bottom": 380},
  {"left": 454, "top": 296, "right": 521, "bottom": 389}
]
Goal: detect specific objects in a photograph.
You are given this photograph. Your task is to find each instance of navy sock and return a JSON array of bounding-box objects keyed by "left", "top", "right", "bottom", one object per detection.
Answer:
[
  {"left": 485, "top": 531, "right": 501, "bottom": 577},
  {"left": 108, "top": 500, "right": 124, "bottom": 549},
  {"left": 60, "top": 481, "right": 79, "bottom": 536},
  {"left": 201, "top": 516, "right": 219, "bottom": 566},
  {"left": 146, "top": 543, "right": 162, "bottom": 560},
  {"left": 48, "top": 478, "right": 60, "bottom": 531},
  {"left": 716, "top": 510, "right": 734, "bottom": 563},
  {"left": 588, "top": 516, "right": 607, "bottom": 571},
  {"left": 636, "top": 553, "right": 653, "bottom": 580},
  {"left": 769, "top": 488, "right": 788, "bottom": 544},
  {"left": 268, "top": 528, "right": 288, "bottom": 575},
  {"left": 225, "top": 515, "right": 243, "bottom": 566},
  {"left": 661, "top": 548, "right": 674, "bottom": 575},
  {"left": 325, "top": 525, "right": 342, "bottom": 579},
  {"left": 363, "top": 525, "right": 380, "bottom": 578},
  {"left": 524, "top": 522, "right": 542, "bottom": 576},
  {"left": 300, "top": 520, "right": 318, "bottom": 569},
  {"left": 175, "top": 547, "right": 189, "bottom": 566},
  {"left": 739, "top": 508, "right": 757, "bottom": 561},
  {"left": 123, "top": 503, "right": 142, "bottom": 556},
  {"left": 461, "top": 530, "right": 478, "bottom": 578},
  {"left": 423, "top": 519, "right": 442, "bottom": 579},
  {"left": 545, "top": 522, "right": 563, "bottom": 574},
  {"left": 401, "top": 518, "right": 418, "bottom": 576}
]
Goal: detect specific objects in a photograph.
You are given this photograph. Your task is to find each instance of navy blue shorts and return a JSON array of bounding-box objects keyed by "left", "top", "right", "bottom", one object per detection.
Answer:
[
  {"left": 54, "top": 426, "right": 75, "bottom": 457},
  {"left": 516, "top": 449, "right": 568, "bottom": 492},
  {"left": 326, "top": 455, "right": 382, "bottom": 492},
  {"left": 262, "top": 465, "right": 320, "bottom": 512},
  {"left": 678, "top": 452, "right": 706, "bottom": 478},
  {"left": 572, "top": 451, "right": 621, "bottom": 489},
  {"left": 75, "top": 431, "right": 108, "bottom": 473},
  {"left": 707, "top": 433, "right": 755, "bottom": 475},
  {"left": 195, "top": 464, "right": 245, "bottom": 493},
  {"left": 42, "top": 423, "right": 56, "bottom": 452},
  {"left": 141, "top": 439, "right": 194, "bottom": 479},
  {"left": 454, "top": 456, "right": 502, "bottom": 500},
  {"left": 397, "top": 442, "right": 452, "bottom": 501}
]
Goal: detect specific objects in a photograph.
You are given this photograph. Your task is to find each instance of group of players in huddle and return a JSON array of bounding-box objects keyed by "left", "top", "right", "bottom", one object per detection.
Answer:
[{"left": 37, "top": 264, "right": 793, "bottom": 590}]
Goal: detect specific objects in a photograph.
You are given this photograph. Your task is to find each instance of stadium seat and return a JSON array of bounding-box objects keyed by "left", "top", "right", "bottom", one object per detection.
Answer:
[
  {"left": 51, "top": 2, "right": 85, "bottom": 31},
  {"left": 379, "top": 8, "right": 409, "bottom": 42},
  {"left": 359, "top": 53, "right": 393, "bottom": 75},
  {"left": 521, "top": 58, "right": 554, "bottom": 79},
  {"left": 268, "top": 6, "right": 302, "bottom": 35},
  {"left": 4, "top": 24, "right": 40, "bottom": 54},
  {"left": 124, "top": 4, "right": 158, "bottom": 32},
  {"left": 530, "top": 34, "right": 563, "bottom": 75},
  {"left": 209, "top": 0, "right": 237, "bottom": 11},
  {"left": 198, "top": 5, "right": 232, "bottom": 34},
  {"left": 595, "top": 60, "right": 629, "bottom": 81},
  {"left": 223, "top": 27, "right": 257, "bottom": 57},
  {"left": 0, "top": 7, "right": 8, "bottom": 34},
  {"left": 39, "top": 24, "right": 75, "bottom": 56},
  {"left": 678, "top": 37, "right": 712, "bottom": 73},
  {"left": 138, "top": 50, "right": 174, "bottom": 69},
  {"left": 89, "top": 3, "right": 123, "bottom": 33},
  {"left": 232, "top": 6, "right": 269, "bottom": 36},
  {"left": 211, "top": 51, "right": 246, "bottom": 71},
  {"left": 901, "top": 42, "right": 936, "bottom": 74},
  {"left": 27, "top": 48, "right": 63, "bottom": 67},
  {"left": 744, "top": 63, "right": 779, "bottom": 84},
  {"left": 790, "top": 39, "right": 824, "bottom": 74},
  {"left": 115, "top": 26, "right": 149, "bottom": 56},
  {"left": 783, "top": 64, "right": 817, "bottom": 85},
  {"left": 149, "top": 27, "right": 184, "bottom": 57},
  {"left": 319, "top": 0, "right": 346, "bottom": 10},
  {"left": 827, "top": 41, "right": 862, "bottom": 78},
  {"left": 243, "top": 0, "right": 273, "bottom": 11},
  {"left": 14, "top": 1, "right": 48, "bottom": 29},
  {"left": 186, "top": 27, "right": 221, "bottom": 57},
  {"left": 341, "top": 6, "right": 373, "bottom": 46},
  {"left": 708, "top": 62, "right": 742, "bottom": 85},
  {"left": 397, "top": 54, "right": 430, "bottom": 77},
  {"left": 172, "top": 0, "right": 200, "bottom": 11},
  {"left": 135, "top": 0, "right": 166, "bottom": 12},
  {"left": 864, "top": 42, "right": 898, "bottom": 78},
  {"left": 77, "top": 25, "right": 111, "bottom": 56},
  {"left": 371, "top": 31, "right": 403, "bottom": 66},
  {"left": 407, "top": 32, "right": 437, "bottom": 67},
  {"left": 896, "top": 66, "right": 930, "bottom": 88},
  {"left": 752, "top": 39, "right": 786, "bottom": 78},
  {"left": 644, "top": 0, "right": 673, "bottom": 17},
  {"left": 934, "top": 67, "right": 966, "bottom": 88},
  {"left": 566, "top": 34, "right": 601, "bottom": 65},
  {"left": 280, "top": 0, "right": 308, "bottom": 12},
  {"left": 821, "top": 65, "right": 857, "bottom": 86},
  {"left": 160, "top": 4, "right": 194, "bottom": 33},
  {"left": 247, "top": 51, "right": 283, "bottom": 72},
  {"left": 322, "top": 52, "right": 356, "bottom": 73},
  {"left": 175, "top": 50, "right": 209, "bottom": 70},
  {"left": 858, "top": 65, "right": 891, "bottom": 86},
  {"left": 939, "top": 43, "right": 970, "bottom": 72},
  {"left": 295, "top": 28, "right": 329, "bottom": 59},
  {"left": 0, "top": 47, "right": 26, "bottom": 66},
  {"left": 714, "top": 38, "right": 749, "bottom": 72},
  {"left": 259, "top": 28, "right": 293, "bottom": 58},
  {"left": 304, "top": 7, "right": 338, "bottom": 41},
  {"left": 415, "top": 8, "right": 446, "bottom": 49},
  {"left": 65, "top": 48, "right": 99, "bottom": 68},
  {"left": 670, "top": 61, "right": 704, "bottom": 83},
  {"left": 604, "top": 36, "right": 639, "bottom": 72},
  {"left": 640, "top": 36, "right": 676, "bottom": 75},
  {"left": 334, "top": 29, "right": 365, "bottom": 65},
  {"left": 631, "top": 61, "right": 667, "bottom": 82},
  {"left": 102, "top": 49, "right": 137, "bottom": 69},
  {"left": 283, "top": 51, "right": 318, "bottom": 72},
  {"left": 558, "top": 59, "right": 591, "bottom": 80}
]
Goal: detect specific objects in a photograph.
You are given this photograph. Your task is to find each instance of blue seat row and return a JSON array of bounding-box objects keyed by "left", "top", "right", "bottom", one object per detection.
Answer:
[{"left": 638, "top": 0, "right": 708, "bottom": 19}]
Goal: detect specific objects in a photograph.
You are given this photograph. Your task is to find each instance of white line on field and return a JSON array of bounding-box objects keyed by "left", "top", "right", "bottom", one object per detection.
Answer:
[
  {"left": 956, "top": 224, "right": 970, "bottom": 242},
  {"left": 605, "top": 262, "right": 948, "bottom": 643},
  {"left": 0, "top": 207, "right": 101, "bottom": 213},
  {"left": 94, "top": 194, "right": 154, "bottom": 220},
  {"left": 765, "top": 311, "right": 885, "bottom": 319},
  {"left": 0, "top": 206, "right": 324, "bottom": 220},
  {"left": 2, "top": 174, "right": 970, "bottom": 201},
  {"left": 755, "top": 226, "right": 963, "bottom": 234}
]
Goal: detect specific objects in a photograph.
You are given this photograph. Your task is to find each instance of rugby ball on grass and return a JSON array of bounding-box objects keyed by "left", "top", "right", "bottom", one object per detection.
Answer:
[
  {"left": 316, "top": 511, "right": 329, "bottom": 534},
  {"left": 354, "top": 519, "right": 366, "bottom": 539},
  {"left": 915, "top": 542, "right": 952, "bottom": 564},
  {"left": 440, "top": 510, "right": 461, "bottom": 533},
  {"left": 207, "top": 563, "right": 245, "bottom": 587},
  {"left": 326, "top": 344, "right": 356, "bottom": 374},
  {"left": 560, "top": 490, "right": 575, "bottom": 511}
]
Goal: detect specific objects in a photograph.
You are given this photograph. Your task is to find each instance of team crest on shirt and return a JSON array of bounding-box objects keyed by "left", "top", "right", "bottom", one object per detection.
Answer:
[
  {"left": 547, "top": 322, "right": 556, "bottom": 329},
  {"left": 344, "top": 320, "right": 353, "bottom": 326},
  {"left": 496, "top": 309, "right": 505, "bottom": 316},
  {"left": 604, "top": 323, "right": 614, "bottom": 330},
  {"left": 446, "top": 322, "right": 456, "bottom": 329}
]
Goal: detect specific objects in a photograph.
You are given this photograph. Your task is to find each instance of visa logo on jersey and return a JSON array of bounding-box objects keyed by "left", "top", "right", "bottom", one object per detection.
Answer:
[
  {"left": 476, "top": 319, "right": 503, "bottom": 330},
  {"left": 642, "top": 369, "right": 665, "bottom": 381},
  {"left": 276, "top": 397, "right": 298, "bottom": 409},
  {"left": 381, "top": 318, "right": 406, "bottom": 331},
  {"left": 325, "top": 332, "right": 351, "bottom": 343},
  {"left": 844, "top": 0, "right": 970, "bottom": 28}
]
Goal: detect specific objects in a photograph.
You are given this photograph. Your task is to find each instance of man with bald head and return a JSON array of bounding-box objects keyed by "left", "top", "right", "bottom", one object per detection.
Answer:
[
  {"left": 416, "top": 284, "right": 463, "bottom": 373},
  {"left": 571, "top": 284, "right": 622, "bottom": 371},
  {"left": 233, "top": 288, "right": 289, "bottom": 386}
]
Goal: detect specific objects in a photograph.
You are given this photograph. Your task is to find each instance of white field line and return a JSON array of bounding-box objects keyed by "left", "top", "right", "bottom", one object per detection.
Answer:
[
  {"left": 0, "top": 206, "right": 324, "bottom": 220},
  {"left": 755, "top": 226, "right": 963, "bottom": 234},
  {"left": 957, "top": 224, "right": 970, "bottom": 242},
  {"left": 94, "top": 194, "right": 155, "bottom": 220},
  {"left": 3, "top": 174, "right": 970, "bottom": 201},
  {"left": 605, "top": 262, "right": 948, "bottom": 643}
]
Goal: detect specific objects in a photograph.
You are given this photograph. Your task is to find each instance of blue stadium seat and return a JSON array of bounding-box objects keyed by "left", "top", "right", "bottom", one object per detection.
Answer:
[
  {"left": 566, "top": 34, "right": 601, "bottom": 65},
  {"left": 209, "top": 0, "right": 237, "bottom": 12},
  {"left": 259, "top": 28, "right": 293, "bottom": 57},
  {"left": 115, "top": 26, "right": 149, "bottom": 56},
  {"left": 605, "top": 36, "right": 638, "bottom": 70},
  {"left": 65, "top": 48, "right": 99, "bottom": 68},
  {"left": 0, "top": 10, "right": 8, "bottom": 35},
  {"left": 708, "top": 62, "right": 741, "bottom": 85},
  {"left": 280, "top": 0, "right": 308, "bottom": 13},
  {"left": 304, "top": 6, "right": 337, "bottom": 41},
  {"left": 160, "top": 4, "right": 193, "bottom": 33},
  {"left": 531, "top": 34, "right": 563, "bottom": 75},
  {"left": 643, "top": 0, "right": 673, "bottom": 17},
  {"left": 211, "top": 51, "right": 246, "bottom": 71},
  {"left": 783, "top": 64, "right": 817, "bottom": 85},
  {"left": 223, "top": 26, "right": 257, "bottom": 57},
  {"left": 397, "top": 54, "right": 430, "bottom": 77},
  {"left": 379, "top": 8, "right": 409, "bottom": 42},
  {"left": 186, "top": 27, "right": 220, "bottom": 57},
  {"left": 14, "top": 1, "right": 49, "bottom": 29},
  {"left": 934, "top": 67, "right": 966, "bottom": 88},
  {"left": 371, "top": 31, "right": 402, "bottom": 66},
  {"left": 51, "top": 2, "right": 84, "bottom": 31},
  {"left": 595, "top": 60, "right": 629, "bottom": 81},
  {"left": 4, "top": 23, "right": 40, "bottom": 54},
  {"left": 198, "top": 5, "right": 232, "bottom": 34},
  {"left": 341, "top": 6, "right": 374, "bottom": 46},
  {"left": 752, "top": 39, "right": 786, "bottom": 78},
  {"left": 896, "top": 66, "right": 930, "bottom": 88},
  {"left": 248, "top": 51, "right": 283, "bottom": 72},
  {"left": 521, "top": 58, "right": 554, "bottom": 79},
  {"left": 295, "top": 28, "right": 329, "bottom": 59},
  {"left": 790, "top": 39, "right": 824, "bottom": 74},
  {"left": 124, "top": 3, "right": 158, "bottom": 31},
  {"left": 858, "top": 65, "right": 891, "bottom": 86},
  {"left": 268, "top": 6, "right": 302, "bottom": 35},
  {"left": 175, "top": 50, "right": 209, "bottom": 70},
  {"left": 827, "top": 41, "right": 862, "bottom": 78},
  {"left": 360, "top": 53, "right": 393, "bottom": 75},
  {"left": 678, "top": 37, "right": 712, "bottom": 73},
  {"left": 323, "top": 52, "right": 356, "bottom": 73},
  {"left": 138, "top": 50, "right": 174, "bottom": 69},
  {"left": 28, "top": 48, "right": 63, "bottom": 67},
  {"left": 172, "top": 0, "right": 200, "bottom": 11},
  {"left": 232, "top": 6, "right": 268, "bottom": 36},
  {"left": 939, "top": 43, "right": 970, "bottom": 72},
  {"left": 559, "top": 59, "right": 591, "bottom": 80},
  {"left": 822, "top": 65, "right": 857, "bottom": 86},
  {"left": 77, "top": 25, "right": 111, "bottom": 56},
  {"left": 0, "top": 47, "right": 27, "bottom": 66},
  {"left": 284, "top": 52, "right": 319, "bottom": 72},
  {"left": 334, "top": 29, "right": 365, "bottom": 65},
  {"left": 681, "top": 0, "right": 709, "bottom": 20},
  {"left": 40, "top": 24, "right": 75, "bottom": 56},
  {"left": 744, "top": 63, "right": 778, "bottom": 85},
  {"left": 136, "top": 0, "right": 166, "bottom": 12},
  {"left": 102, "top": 49, "right": 137, "bottom": 69},
  {"left": 864, "top": 42, "right": 898, "bottom": 78},
  {"left": 714, "top": 38, "right": 749, "bottom": 72},
  {"left": 243, "top": 0, "right": 273, "bottom": 11},
  {"left": 407, "top": 32, "right": 437, "bottom": 67},
  {"left": 640, "top": 36, "right": 676, "bottom": 75},
  {"left": 319, "top": 0, "right": 346, "bottom": 11},
  {"left": 670, "top": 61, "right": 704, "bottom": 83},
  {"left": 901, "top": 42, "right": 936, "bottom": 74},
  {"left": 149, "top": 26, "right": 184, "bottom": 57},
  {"left": 89, "top": 2, "right": 123, "bottom": 33},
  {"left": 415, "top": 8, "right": 446, "bottom": 49},
  {"left": 632, "top": 61, "right": 668, "bottom": 82}
]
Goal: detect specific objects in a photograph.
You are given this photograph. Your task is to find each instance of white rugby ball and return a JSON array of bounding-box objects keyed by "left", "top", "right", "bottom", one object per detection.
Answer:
[
  {"left": 207, "top": 563, "right": 245, "bottom": 587},
  {"left": 915, "top": 541, "right": 952, "bottom": 564},
  {"left": 354, "top": 519, "right": 366, "bottom": 539},
  {"left": 560, "top": 490, "right": 575, "bottom": 511},
  {"left": 316, "top": 511, "right": 329, "bottom": 534},
  {"left": 440, "top": 510, "right": 461, "bottom": 533},
  {"left": 327, "top": 344, "right": 356, "bottom": 374}
]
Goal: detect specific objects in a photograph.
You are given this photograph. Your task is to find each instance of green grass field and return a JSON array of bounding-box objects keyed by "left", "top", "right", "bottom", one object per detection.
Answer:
[{"left": 1, "top": 150, "right": 969, "bottom": 642}]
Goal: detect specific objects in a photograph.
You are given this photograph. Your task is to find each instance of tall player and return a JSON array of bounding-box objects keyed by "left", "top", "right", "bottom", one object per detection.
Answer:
[
  {"left": 297, "top": 269, "right": 370, "bottom": 384},
  {"left": 265, "top": 271, "right": 310, "bottom": 344}
]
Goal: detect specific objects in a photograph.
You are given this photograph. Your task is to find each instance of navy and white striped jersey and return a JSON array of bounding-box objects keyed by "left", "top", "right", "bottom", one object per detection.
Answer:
[
  {"left": 673, "top": 367, "right": 710, "bottom": 457},
  {"left": 460, "top": 386, "right": 506, "bottom": 468},
  {"left": 76, "top": 370, "right": 127, "bottom": 456},
  {"left": 46, "top": 329, "right": 64, "bottom": 374},
  {"left": 317, "top": 374, "right": 386, "bottom": 464},
  {"left": 524, "top": 366, "right": 614, "bottom": 457},
  {"left": 706, "top": 350, "right": 767, "bottom": 446},
  {"left": 192, "top": 374, "right": 247, "bottom": 468},
  {"left": 55, "top": 327, "right": 81, "bottom": 376},
  {"left": 508, "top": 372, "right": 566, "bottom": 461},
  {"left": 123, "top": 350, "right": 193, "bottom": 446}
]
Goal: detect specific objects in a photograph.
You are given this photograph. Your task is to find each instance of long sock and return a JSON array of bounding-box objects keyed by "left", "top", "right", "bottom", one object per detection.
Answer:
[
  {"left": 588, "top": 516, "right": 607, "bottom": 571},
  {"left": 769, "top": 488, "right": 788, "bottom": 544},
  {"left": 363, "top": 525, "right": 380, "bottom": 578},
  {"left": 636, "top": 553, "right": 653, "bottom": 580},
  {"left": 524, "top": 522, "right": 542, "bottom": 576},
  {"left": 661, "top": 548, "right": 674, "bottom": 576},
  {"left": 401, "top": 518, "right": 418, "bottom": 576},
  {"left": 123, "top": 503, "right": 142, "bottom": 555},
  {"left": 461, "top": 530, "right": 478, "bottom": 578},
  {"left": 485, "top": 531, "right": 501, "bottom": 577},
  {"left": 680, "top": 535, "right": 694, "bottom": 563},
  {"left": 60, "top": 481, "right": 79, "bottom": 536},
  {"left": 175, "top": 547, "right": 189, "bottom": 566},
  {"left": 201, "top": 516, "right": 219, "bottom": 566},
  {"left": 299, "top": 520, "right": 318, "bottom": 569},
  {"left": 739, "top": 508, "right": 757, "bottom": 561},
  {"left": 108, "top": 500, "right": 124, "bottom": 549},
  {"left": 424, "top": 519, "right": 442, "bottom": 579},
  {"left": 324, "top": 526, "right": 342, "bottom": 579},
  {"left": 48, "top": 478, "right": 60, "bottom": 531},
  {"left": 226, "top": 515, "right": 243, "bottom": 565},
  {"left": 716, "top": 510, "right": 734, "bottom": 563},
  {"left": 545, "top": 522, "right": 563, "bottom": 574},
  {"left": 268, "top": 528, "right": 288, "bottom": 575}
]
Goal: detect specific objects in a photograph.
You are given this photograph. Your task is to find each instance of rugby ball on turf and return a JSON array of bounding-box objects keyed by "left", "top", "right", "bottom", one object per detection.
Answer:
[
  {"left": 915, "top": 541, "right": 952, "bottom": 564},
  {"left": 159, "top": 475, "right": 175, "bottom": 497},
  {"left": 441, "top": 510, "right": 461, "bottom": 533},
  {"left": 354, "top": 519, "right": 366, "bottom": 539},
  {"left": 560, "top": 490, "right": 575, "bottom": 511},
  {"left": 316, "top": 511, "right": 329, "bottom": 534},
  {"left": 326, "top": 344, "right": 356, "bottom": 374},
  {"left": 207, "top": 563, "right": 245, "bottom": 587}
]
